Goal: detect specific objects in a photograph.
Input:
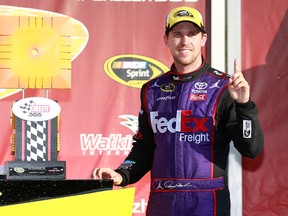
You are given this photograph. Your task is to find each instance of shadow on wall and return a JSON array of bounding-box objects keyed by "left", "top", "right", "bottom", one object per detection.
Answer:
[{"left": 242, "top": 10, "right": 288, "bottom": 171}]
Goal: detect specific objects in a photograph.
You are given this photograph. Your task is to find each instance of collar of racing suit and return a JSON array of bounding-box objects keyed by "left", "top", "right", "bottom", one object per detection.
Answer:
[{"left": 169, "top": 60, "right": 210, "bottom": 82}]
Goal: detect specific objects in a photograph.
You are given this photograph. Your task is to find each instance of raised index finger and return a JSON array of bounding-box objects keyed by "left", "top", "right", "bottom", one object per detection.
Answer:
[{"left": 234, "top": 58, "right": 239, "bottom": 74}]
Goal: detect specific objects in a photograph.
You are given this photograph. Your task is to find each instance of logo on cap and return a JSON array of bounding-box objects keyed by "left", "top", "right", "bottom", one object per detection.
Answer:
[{"left": 174, "top": 10, "right": 194, "bottom": 19}]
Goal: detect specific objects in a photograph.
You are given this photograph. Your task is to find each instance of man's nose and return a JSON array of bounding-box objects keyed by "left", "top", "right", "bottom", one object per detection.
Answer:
[{"left": 181, "top": 36, "right": 190, "bottom": 44}]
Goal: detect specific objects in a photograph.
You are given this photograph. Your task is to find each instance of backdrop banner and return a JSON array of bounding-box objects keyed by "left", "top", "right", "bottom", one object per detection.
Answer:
[
  {"left": 0, "top": 1, "right": 208, "bottom": 215},
  {"left": 0, "top": 0, "right": 286, "bottom": 215}
]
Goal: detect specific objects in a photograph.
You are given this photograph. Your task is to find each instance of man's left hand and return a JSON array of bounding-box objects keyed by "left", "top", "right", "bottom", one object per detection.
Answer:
[{"left": 228, "top": 58, "right": 250, "bottom": 103}]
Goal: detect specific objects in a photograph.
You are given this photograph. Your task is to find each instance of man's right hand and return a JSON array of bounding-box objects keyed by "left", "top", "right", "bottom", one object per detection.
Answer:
[{"left": 93, "top": 168, "right": 123, "bottom": 186}]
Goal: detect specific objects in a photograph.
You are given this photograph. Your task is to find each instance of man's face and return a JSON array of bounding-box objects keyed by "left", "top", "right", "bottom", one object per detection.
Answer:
[{"left": 164, "top": 22, "right": 207, "bottom": 69}]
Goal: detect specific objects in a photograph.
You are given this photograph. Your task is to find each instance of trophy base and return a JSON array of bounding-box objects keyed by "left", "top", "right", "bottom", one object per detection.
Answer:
[{"left": 6, "top": 161, "right": 66, "bottom": 180}]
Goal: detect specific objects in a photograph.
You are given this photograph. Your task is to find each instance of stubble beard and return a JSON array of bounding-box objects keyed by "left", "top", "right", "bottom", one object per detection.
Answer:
[{"left": 174, "top": 54, "right": 196, "bottom": 68}]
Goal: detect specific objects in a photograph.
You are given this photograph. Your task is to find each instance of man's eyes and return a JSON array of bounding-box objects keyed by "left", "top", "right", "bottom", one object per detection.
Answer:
[
  {"left": 172, "top": 32, "right": 198, "bottom": 37},
  {"left": 172, "top": 33, "right": 182, "bottom": 37},
  {"left": 187, "top": 32, "right": 199, "bottom": 37}
]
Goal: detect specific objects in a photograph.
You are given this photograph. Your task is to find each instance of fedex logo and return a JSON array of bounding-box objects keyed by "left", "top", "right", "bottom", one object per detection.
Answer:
[{"left": 150, "top": 110, "right": 208, "bottom": 133}]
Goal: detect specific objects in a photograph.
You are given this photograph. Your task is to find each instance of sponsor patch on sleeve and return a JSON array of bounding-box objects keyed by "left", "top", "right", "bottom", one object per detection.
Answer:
[
  {"left": 243, "top": 120, "right": 252, "bottom": 138},
  {"left": 118, "top": 160, "right": 136, "bottom": 170}
]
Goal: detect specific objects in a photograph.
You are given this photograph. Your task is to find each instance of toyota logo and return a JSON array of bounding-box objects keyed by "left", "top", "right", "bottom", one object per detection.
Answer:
[{"left": 195, "top": 82, "right": 208, "bottom": 90}]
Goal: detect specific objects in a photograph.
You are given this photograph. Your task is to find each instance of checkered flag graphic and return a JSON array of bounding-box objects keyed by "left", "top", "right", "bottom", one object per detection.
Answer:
[
  {"left": 25, "top": 121, "right": 48, "bottom": 161},
  {"left": 19, "top": 100, "right": 34, "bottom": 114}
]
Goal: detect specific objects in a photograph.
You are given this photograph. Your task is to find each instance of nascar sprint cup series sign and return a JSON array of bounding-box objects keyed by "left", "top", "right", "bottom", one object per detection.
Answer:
[{"left": 12, "top": 97, "right": 61, "bottom": 121}]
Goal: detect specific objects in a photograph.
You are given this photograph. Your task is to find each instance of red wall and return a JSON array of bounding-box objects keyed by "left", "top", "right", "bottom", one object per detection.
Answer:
[{"left": 241, "top": 1, "right": 288, "bottom": 215}]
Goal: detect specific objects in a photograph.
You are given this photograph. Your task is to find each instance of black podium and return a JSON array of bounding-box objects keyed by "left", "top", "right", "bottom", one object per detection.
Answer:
[{"left": 0, "top": 179, "right": 113, "bottom": 206}]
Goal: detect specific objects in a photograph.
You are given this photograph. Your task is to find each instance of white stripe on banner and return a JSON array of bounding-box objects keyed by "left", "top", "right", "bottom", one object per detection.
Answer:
[{"left": 212, "top": 0, "right": 242, "bottom": 215}]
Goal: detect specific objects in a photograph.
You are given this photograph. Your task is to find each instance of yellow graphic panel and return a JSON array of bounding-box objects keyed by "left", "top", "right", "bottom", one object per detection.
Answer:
[
  {"left": 0, "top": 5, "right": 88, "bottom": 90},
  {"left": 0, "top": 188, "right": 135, "bottom": 216}
]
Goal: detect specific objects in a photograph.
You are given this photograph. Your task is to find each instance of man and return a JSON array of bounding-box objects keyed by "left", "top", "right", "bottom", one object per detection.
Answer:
[{"left": 93, "top": 6, "right": 264, "bottom": 216}]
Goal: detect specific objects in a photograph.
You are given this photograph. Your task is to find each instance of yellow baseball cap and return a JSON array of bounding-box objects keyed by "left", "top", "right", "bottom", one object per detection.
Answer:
[{"left": 165, "top": 6, "right": 205, "bottom": 34}]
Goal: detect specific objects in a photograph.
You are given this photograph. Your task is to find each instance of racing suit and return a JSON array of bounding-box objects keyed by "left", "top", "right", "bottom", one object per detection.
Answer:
[{"left": 115, "top": 61, "right": 264, "bottom": 216}]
